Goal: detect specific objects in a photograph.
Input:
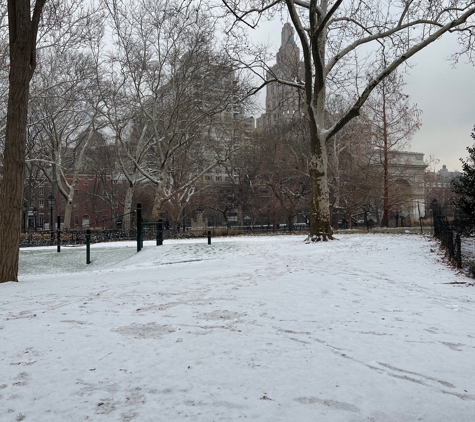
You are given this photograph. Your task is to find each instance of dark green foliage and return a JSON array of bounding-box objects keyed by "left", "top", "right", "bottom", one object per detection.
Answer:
[{"left": 452, "top": 128, "right": 475, "bottom": 235}]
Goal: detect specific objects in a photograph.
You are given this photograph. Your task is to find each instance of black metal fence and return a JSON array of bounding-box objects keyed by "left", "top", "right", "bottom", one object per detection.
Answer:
[
  {"left": 19, "top": 228, "right": 137, "bottom": 247},
  {"left": 19, "top": 225, "right": 215, "bottom": 248},
  {"left": 433, "top": 216, "right": 474, "bottom": 276}
]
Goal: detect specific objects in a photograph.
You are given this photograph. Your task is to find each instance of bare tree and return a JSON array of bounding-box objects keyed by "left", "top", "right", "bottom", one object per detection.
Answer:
[
  {"left": 223, "top": 134, "right": 268, "bottom": 226},
  {"left": 0, "top": 1, "right": 104, "bottom": 282},
  {"left": 337, "top": 137, "right": 382, "bottom": 228},
  {"left": 101, "top": 0, "right": 251, "bottom": 226},
  {"left": 0, "top": 0, "right": 47, "bottom": 283},
  {"left": 222, "top": 0, "right": 475, "bottom": 240},
  {"left": 0, "top": 8, "right": 10, "bottom": 143},
  {"left": 363, "top": 70, "right": 421, "bottom": 227},
  {"left": 258, "top": 119, "right": 309, "bottom": 231},
  {"left": 31, "top": 48, "right": 103, "bottom": 229}
]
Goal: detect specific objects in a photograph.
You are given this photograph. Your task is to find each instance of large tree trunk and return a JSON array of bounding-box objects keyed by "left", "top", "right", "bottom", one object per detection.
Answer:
[
  {"left": 308, "top": 87, "right": 333, "bottom": 241},
  {"left": 381, "top": 87, "right": 390, "bottom": 227},
  {"left": 151, "top": 184, "right": 165, "bottom": 221},
  {"left": 0, "top": 4, "right": 33, "bottom": 282},
  {"left": 308, "top": 146, "right": 333, "bottom": 240},
  {"left": 0, "top": 53, "right": 30, "bottom": 282},
  {"left": 381, "top": 146, "right": 390, "bottom": 227},
  {"left": 0, "top": 0, "right": 46, "bottom": 283},
  {"left": 63, "top": 198, "right": 73, "bottom": 229},
  {"left": 122, "top": 183, "right": 135, "bottom": 230}
]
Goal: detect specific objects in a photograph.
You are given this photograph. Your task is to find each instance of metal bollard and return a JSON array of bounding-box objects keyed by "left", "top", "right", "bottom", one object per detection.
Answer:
[
  {"left": 86, "top": 229, "right": 91, "bottom": 264},
  {"left": 136, "top": 203, "right": 142, "bottom": 252},
  {"left": 57, "top": 216, "right": 61, "bottom": 253},
  {"left": 208, "top": 230, "right": 211, "bottom": 245}
]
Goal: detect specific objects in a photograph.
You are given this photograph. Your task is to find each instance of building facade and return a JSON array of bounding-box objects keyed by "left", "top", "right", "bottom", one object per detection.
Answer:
[
  {"left": 425, "top": 164, "right": 460, "bottom": 217},
  {"left": 385, "top": 151, "right": 427, "bottom": 220},
  {"left": 256, "top": 23, "right": 304, "bottom": 130}
]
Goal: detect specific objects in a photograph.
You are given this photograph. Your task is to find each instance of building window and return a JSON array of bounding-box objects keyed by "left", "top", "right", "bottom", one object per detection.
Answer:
[
  {"left": 39, "top": 186, "right": 44, "bottom": 195},
  {"left": 74, "top": 216, "right": 79, "bottom": 226},
  {"left": 39, "top": 199, "right": 44, "bottom": 209},
  {"left": 82, "top": 214, "right": 90, "bottom": 227},
  {"left": 83, "top": 177, "right": 89, "bottom": 186},
  {"left": 216, "top": 176, "right": 222, "bottom": 181}
]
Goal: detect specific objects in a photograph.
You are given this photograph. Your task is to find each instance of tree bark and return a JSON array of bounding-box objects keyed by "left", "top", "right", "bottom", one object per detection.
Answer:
[
  {"left": 0, "top": 53, "right": 30, "bottom": 282},
  {"left": 0, "top": 0, "right": 46, "bottom": 283},
  {"left": 122, "top": 183, "right": 135, "bottom": 230},
  {"left": 151, "top": 183, "right": 165, "bottom": 221},
  {"left": 64, "top": 196, "right": 73, "bottom": 229},
  {"left": 309, "top": 135, "right": 333, "bottom": 241},
  {"left": 381, "top": 84, "right": 390, "bottom": 227}
]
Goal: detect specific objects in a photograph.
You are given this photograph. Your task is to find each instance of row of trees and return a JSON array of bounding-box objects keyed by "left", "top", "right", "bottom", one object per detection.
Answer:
[
  {"left": 0, "top": 0, "right": 255, "bottom": 281},
  {"left": 5, "top": 0, "right": 423, "bottom": 238},
  {"left": 222, "top": 0, "right": 475, "bottom": 240}
]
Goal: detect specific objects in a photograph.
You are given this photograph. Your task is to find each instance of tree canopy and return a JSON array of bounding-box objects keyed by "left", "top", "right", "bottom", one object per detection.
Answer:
[{"left": 222, "top": 0, "right": 475, "bottom": 240}]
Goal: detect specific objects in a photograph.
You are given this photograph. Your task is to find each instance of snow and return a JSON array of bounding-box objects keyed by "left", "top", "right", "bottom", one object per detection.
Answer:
[{"left": 1, "top": 234, "right": 475, "bottom": 421}]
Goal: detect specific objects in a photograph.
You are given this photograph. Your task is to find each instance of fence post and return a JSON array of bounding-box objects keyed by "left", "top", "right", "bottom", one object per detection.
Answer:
[
  {"left": 157, "top": 219, "right": 163, "bottom": 246},
  {"left": 57, "top": 216, "right": 61, "bottom": 253},
  {"left": 455, "top": 233, "right": 462, "bottom": 269},
  {"left": 136, "top": 203, "right": 142, "bottom": 252},
  {"left": 208, "top": 230, "right": 211, "bottom": 245},
  {"left": 86, "top": 229, "right": 91, "bottom": 264},
  {"left": 417, "top": 202, "right": 423, "bottom": 234}
]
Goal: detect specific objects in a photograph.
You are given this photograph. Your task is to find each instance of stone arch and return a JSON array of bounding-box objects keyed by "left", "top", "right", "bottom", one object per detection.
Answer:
[{"left": 393, "top": 179, "right": 413, "bottom": 217}]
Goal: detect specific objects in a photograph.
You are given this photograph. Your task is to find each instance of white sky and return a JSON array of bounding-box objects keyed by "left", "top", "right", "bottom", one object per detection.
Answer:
[
  {"left": 249, "top": 19, "right": 475, "bottom": 172},
  {"left": 404, "top": 33, "right": 475, "bottom": 172}
]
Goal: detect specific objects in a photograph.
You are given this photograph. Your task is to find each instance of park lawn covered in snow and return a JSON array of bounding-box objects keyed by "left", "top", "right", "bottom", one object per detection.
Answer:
[{"left": 1, "top": 233, "right": 474, "bottom": 421}]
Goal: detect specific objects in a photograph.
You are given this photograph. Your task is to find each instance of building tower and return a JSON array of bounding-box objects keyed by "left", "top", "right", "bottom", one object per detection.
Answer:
[{"left": 256, "top": 23, "right": 304, "bottom": 130}]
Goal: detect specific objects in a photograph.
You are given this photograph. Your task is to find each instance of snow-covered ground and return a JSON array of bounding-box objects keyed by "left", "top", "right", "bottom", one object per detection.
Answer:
[{"left": 1, "top": 234, "right": 474, "bottom": 421}]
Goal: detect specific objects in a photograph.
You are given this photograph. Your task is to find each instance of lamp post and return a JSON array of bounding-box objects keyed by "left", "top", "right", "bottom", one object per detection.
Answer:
[
  {"left": 22, "top": 200, "right": 27, "bottom": 233},
  {"left": 33, "top": 207, "right": 38, "bottom": 232},
  {"left": 48, "top": 194, "right": 55, "bottom": 241}
]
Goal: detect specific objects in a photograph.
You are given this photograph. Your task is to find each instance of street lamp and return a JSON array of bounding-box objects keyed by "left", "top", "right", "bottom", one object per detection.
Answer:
[
  {"left": 48, "top": 194, "right": 55, "bottom": 240},
  {"left": 33, "top": 207, "right": 38, "bottom": 232},
  {"left": 22, "top": 200, "right": 28, "bottom": 233}
]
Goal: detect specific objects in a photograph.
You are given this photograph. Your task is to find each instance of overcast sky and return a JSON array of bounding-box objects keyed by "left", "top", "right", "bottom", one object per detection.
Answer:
[
  {"left": 251, "top": 20, "right": 475, "bottom": 172},
  {"left": 404, "top": 33, "right": 475, "bottom": 172}
]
